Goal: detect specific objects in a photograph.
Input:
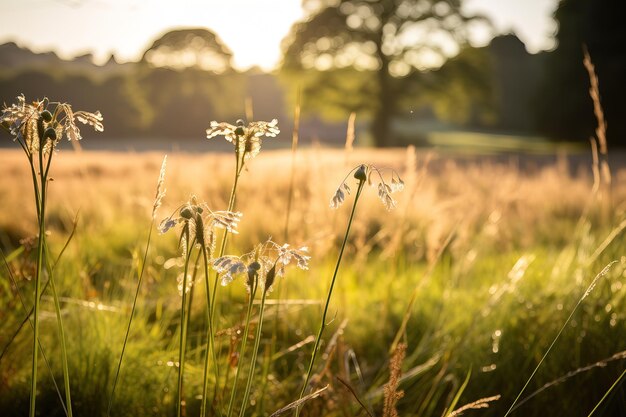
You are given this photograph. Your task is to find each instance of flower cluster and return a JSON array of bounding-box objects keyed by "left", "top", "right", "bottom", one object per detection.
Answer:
[
  {"left": 206, "top": 118, "right": 279, "bottom": 160},
  {"left": 1, "top": 95, "right": 103, "bottom": 155},
  {"left": 213, "top": 239, "right": 309, "bottom": 292},
  {"left": 159, "top": 195, "right": 242, "bottom": 256},
  {"left": 330, "top": 164, "right": 404, "bottom": 210}
]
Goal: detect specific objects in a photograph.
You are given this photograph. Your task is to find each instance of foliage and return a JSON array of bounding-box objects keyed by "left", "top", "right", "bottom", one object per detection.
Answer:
[
  {"left": 280, "top": 0, "right": 489, "bottom": 146},
  {"left": 141, "top": 28, "right": 234, "bottom": 73},
  {"left": 2, "top": 146, "right": 626, "bottom": 415},
  {"left": 535, "top": 0, "right": 626, "bottom": 142}
]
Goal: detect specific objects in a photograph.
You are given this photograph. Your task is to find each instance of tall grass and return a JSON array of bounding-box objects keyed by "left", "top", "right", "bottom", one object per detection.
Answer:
[
  {"left": 1, "top": 96, "right": 102, "bottom": 417},
  {"left": 2, "top": 108, "right": 626, "bottom": 416}
]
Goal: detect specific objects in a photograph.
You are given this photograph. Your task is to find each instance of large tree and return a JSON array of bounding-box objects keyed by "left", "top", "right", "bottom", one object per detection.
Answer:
[
  {"left": 535, "top": 0, "right": 626, "bottom": 142},
  {"left": 135, "top": 28, "right": 244, "bottom": 137},
  {"left": 141, "top": 28, "right": 233, "bottom": 73},
  {"left": 281, "top": 0, "right": 486, "bottom": 146}
]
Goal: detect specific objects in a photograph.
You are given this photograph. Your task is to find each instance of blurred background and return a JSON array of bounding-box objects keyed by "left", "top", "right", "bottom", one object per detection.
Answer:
[{"left": 1, "top": 0, "right": 624, "bottom": 151}]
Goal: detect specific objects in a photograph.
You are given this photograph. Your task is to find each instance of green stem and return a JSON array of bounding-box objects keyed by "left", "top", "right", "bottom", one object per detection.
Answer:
[
  {"left": 226, "top": 277, "right": 258, "bottom": 417},
  {"left": 49, "top": 273, "right": 73, "bottom": 417},
  {"left": 107, "top": 225, "right": 154, "bottom": 416},
  {"left": 211, "top": 154, "right": 243, "bottom": 312},
  {"left": 176, "top": 243, "right": 193, "bottom": 417},
  {"left": 503, "top": 263, "right": 616, "bottom": 417},
  {"left": 239, "top": 288, "right": 268, "bottom": 417},
  {"left": 295, "top": 179, "right": 364, "bottom": 416},
  {"left": 212, "top": 150, "right": 244, "bottom": 405},
  {"left": 200, "top": 246, "right": 222, "bottom": 417},
  {"left": 587, "top": 368, "right": 626, "bottom": 417},
  {"left": 29, "top": 148, "right": 48, "bottom": 417},
  {"left": 2, "top": 248, "right": 68, "bottom": 416}
]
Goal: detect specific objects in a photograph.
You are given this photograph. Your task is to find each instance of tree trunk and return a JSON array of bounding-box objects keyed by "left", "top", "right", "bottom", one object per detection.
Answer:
[{"left": 371, "top": 42, "right": 396, "bottom": 147}]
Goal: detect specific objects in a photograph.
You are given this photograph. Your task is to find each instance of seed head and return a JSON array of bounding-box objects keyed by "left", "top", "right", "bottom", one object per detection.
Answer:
[
  {"left": 180, "top": 206, "right": 193, "bottom": 219},
  {"left": 331, "top": 164, "right": 404, "bottom": 211},
  {"left": 1, "top": 94, "right": 103, "bottom": 156},
  {"left": 206, "top": 118, "right": 280, "bottom": 161},
  {"left": 235, "top": 119, "right": 245, "bottom": 136},
  {"left": 213, "top": 239, "right": 309, "bottom": 292},
  {"left": 40, "top": 110, "right": 53, "bottom": 122},
  {"left": 354, "top": 164, "right": 367, "bottom": 181}
]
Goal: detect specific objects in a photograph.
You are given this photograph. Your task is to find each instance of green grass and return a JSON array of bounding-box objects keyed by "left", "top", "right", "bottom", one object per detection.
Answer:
[{"left": 1, "top": 147, "right": 626, "bottom": 416}]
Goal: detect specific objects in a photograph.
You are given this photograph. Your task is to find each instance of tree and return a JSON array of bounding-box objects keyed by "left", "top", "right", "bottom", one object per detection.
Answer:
[
  {"left": 141, "top": 28, "right": 233, "bottom": 73},
  {"left": 136, "top": 28, "right": 244, "bottom": 137},
  {"left": 535, "top": 0, "right": 626, "bottom": 142},
  {"left": 281, "top": 0, "right": 487, "bottom": 146}
]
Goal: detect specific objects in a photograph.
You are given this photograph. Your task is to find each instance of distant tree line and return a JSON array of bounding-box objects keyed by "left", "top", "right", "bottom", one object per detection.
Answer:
[{"left": 1, "top": 0, "right": 625, "bottom": 146}]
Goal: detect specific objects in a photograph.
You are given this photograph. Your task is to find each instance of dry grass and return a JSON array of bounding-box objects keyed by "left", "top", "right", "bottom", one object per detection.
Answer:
[
  {"left": 2, "top": 145, "right": 626, "bottom": 416},
  {"left": 0, "top": 146, "right": 619, "bottom": 261}
]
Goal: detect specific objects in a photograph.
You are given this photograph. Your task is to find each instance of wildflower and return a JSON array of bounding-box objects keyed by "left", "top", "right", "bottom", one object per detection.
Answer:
[
  {"left": 206, "top": 118, "right": 279, "bottom": 160},
  {"left": 1, "top": 94, "right": 103, "bottom": 156},
  {"left": 159, "top": 196, "right": 242, "bottom": 290},
  {"left": 330, "top": 164, "right": 404, "bottom": 210},
  {"left": 213, "top": 239, "right": 309, "bottom": 291}
]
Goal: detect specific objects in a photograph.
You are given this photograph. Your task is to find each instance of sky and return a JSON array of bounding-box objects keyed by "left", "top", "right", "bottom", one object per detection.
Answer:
[{"left": 0, "top": 0, "right": 558, "bottom": 70}]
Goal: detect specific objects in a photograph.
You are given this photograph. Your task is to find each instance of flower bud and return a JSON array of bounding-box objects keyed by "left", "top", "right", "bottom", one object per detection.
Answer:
[
  {"left": 43, "top": 127, "right": 57, "bottom": 142},
  {"left": 40, "top": 110, "right": 53, "bottom": 122},
  {"left": 180, "top": 206, "right": 193, "bottom": 219},
  {"left": 354, "top": 164, "right": 367, "bottom": 181},
  {"left": 264, "top": 265, "right": 276, "bottom": 291},
  {"left": 235, "top": 119, "right": 245, "bottom": 136}
]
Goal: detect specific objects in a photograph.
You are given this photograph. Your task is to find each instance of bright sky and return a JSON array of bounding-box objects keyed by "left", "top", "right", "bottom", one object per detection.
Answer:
[{"left": 0, "top": 0, "right": 558, "bottom": 70}]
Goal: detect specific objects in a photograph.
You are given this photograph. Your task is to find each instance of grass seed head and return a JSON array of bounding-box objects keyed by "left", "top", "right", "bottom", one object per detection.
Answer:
[
  {"left": 213, "top": 239, "right": 309, "bottom": 292},
  {"left": 206, "top": 118, "right": 280, "bottom": 161},
  {"left": 331, "top": 164, "right": 404, "bottom": 210},
  {"left": 1, "top": 94, "right": 103, "bottom": 156}
]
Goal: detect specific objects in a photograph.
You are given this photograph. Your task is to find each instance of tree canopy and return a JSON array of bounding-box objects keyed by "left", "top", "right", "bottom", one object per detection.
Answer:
[
  {"left": 141, "top": 28, "right": 234, "bottom": 73},
  {"left": 535, "top": 0, "right": 626, "bottom": 142},
  {"left": 281, "top": 0, "right": 488, "bottom": 146}
]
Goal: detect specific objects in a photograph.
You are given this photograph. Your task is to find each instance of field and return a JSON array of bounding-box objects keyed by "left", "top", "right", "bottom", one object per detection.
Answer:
[{"left": 1, "top": 143, "right": 626, "bottom": 417}]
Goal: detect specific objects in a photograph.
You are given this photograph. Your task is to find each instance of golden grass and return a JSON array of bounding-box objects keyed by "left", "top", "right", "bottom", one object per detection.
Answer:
[{"left": 0, "top": 146, "right": 621, "bottom": 262}]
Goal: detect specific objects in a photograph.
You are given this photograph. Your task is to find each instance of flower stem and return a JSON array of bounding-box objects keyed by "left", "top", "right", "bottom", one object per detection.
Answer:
[
  {"left": 239, "top": 287, "right": 268, "bottom": 417},
  {"left": 211, "top": 155, "right": 243, "bottom": 311},
  {"left": 29, "top": 148, "right": 49, "bottom": 417},
  {"left": 49, "top": 272, "right": 73, "bottom": 417},
  {"left": 107, "top": 224, "right": 154, "bottom": 416},
  {"left": 201, "top": 246, "right": 222, "bottom": 417},
  {"left": 176, "top": 244, "right": 193, "bottom": 417},
  {"left": 226, "top": 277, "right": 258, "bottom": 417},
  {"left": 295, "top": 179, "right": 364, "bottom": 416}
]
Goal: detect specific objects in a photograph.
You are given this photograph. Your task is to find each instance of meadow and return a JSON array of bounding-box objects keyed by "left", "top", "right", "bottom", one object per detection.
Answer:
[{"left": 1, "top": 139, "right": 626, "bottom": 417}]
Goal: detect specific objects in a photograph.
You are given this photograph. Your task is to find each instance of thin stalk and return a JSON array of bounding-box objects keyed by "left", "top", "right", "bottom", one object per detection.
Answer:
[
  {"left": 212, "top": 152, "right": 243, "bottom": 311},
  {"left": 2, "top": 248, "right": 68, "bottom": 416},
  {"left": 107, "top": 225, "right": 155, "bottom": 416},
  {"left": 226, "top": 277, "right": 258, "bottom": 417},
  {"left": 49, "top": 274, "right": 73, "bottom": 417},
  {"left": 38, "top": 148, "right": 73, "bottom": 416},
  {"left": 29, "top": 148, "right": 48, "bottom": 417},
  {"left": 200, "top": 246, "right": 222, "bottom": 417},
  {"left": 295, "top": 179, "right": 365, "bottom": 416},
  {"left": 503, "top": 262, "right": 616, "bottom": 417},
  {"left": 258, "top": 278, "right": 285, "bottom": 415},
  {"left": 0, "top": 214, "right": 78, "bottom": 364},
  {"left": 176, "top": 243, "right": 193, "bottom": 417},
  {"left": 587, "top": 368, "right": 626, "bottom": 417},
  {"left": 212, "top": 148, "right": 244, "bottom": 404},
  {"left": 239, "top": 288, "right": 268, "bottom": 417}
]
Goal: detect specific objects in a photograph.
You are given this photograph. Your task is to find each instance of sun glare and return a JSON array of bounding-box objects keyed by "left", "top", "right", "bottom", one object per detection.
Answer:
[{"left": 0, "top": 0, "right": 305, "bottom": 70}]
